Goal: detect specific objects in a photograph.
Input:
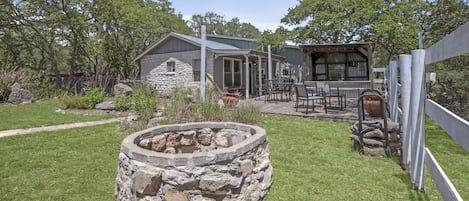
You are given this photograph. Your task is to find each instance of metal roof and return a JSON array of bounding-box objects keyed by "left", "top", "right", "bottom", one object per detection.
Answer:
[
  {"left": 135, "top": 32, "right": 285, "bottom": 61},
  {"left": 173, "top": 33, "right": 240, "bottom": 50}
]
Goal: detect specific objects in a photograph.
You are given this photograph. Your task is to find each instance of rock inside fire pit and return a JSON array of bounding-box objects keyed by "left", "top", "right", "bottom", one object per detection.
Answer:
[{"left": 115, "top": 122, "right": 272, "bottom": 201}]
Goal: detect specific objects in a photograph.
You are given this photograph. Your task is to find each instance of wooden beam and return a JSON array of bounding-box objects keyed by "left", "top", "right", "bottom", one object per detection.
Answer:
[{"left": 357, "top": 47, "right": 369, "bottom": 58}]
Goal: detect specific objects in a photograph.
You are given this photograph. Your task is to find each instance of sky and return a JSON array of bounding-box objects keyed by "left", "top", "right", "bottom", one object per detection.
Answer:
[{"left": 170, "top": 0, "right": 300, "bottom": 31}]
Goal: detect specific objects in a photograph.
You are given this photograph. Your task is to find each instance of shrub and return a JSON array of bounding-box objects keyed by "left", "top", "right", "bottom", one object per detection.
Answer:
[
  {"left": 161, "top": 87, "right": 263, "bottom": 126},
  {"left": 114, "top": 95, "right": 133, "bottom": 111},
  {"left": 23, "top": 77, "right": 67, "bottom": 99},
  {"left": 231, "top": 106, "right": 263, "bottom": 126},
  {"left": 198, "top": 102, "right": 226, "bottom": 121},
  {"left": 82, "top": 88, "right": 106, "bottom": 109},
  {"left": 161, "top": 88, "right": 195, "bottom": 124},
  {"left": 59, "top": 88, "right": 105, "bottom": 109},
  {"left": 131, "top": 87, "right": 158, "bottom": 122}
]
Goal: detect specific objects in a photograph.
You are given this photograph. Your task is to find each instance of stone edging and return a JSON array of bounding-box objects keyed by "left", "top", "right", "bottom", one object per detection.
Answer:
[{"left": 120, "top": 122, "right": 266, "bottom": 167}]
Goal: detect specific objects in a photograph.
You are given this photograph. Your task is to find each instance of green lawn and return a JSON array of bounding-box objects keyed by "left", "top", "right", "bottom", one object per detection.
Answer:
[
  {"left": 0, "top": 99, "right": 114, "bottom": 130},
  {"left": 0, "top": 115, "right": 467, "bottom": 200},
  {"left": 0, "top": 123, "right": 126, "bottom": 201},
  {"left": 265, "top": 116, "right": 441, "bottom": 201}
]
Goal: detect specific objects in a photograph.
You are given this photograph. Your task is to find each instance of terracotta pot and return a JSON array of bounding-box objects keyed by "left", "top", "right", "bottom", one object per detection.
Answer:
[
  {"left": 364, "top": 96, "right": 382, "bottom": 117},
  {"left": 222, "top": 93, "right": 239, "bottom": 107}
]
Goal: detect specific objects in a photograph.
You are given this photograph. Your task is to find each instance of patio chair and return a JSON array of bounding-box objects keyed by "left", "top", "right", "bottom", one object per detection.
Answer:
[
  {"left": 316, "top": 82, "right": 346, "bottom": 110},
  {"left": 294, "top": 83, "right": 327, "bottom": 114},
  {"left": 265, "top": 80, "right": 282, "bottom": 103}
]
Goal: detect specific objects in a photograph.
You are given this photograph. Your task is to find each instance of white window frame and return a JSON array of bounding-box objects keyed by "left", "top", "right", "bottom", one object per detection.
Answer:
[
  {"left": 166, "top": 61, "right": 175, "bottom": 72},
  {"left": 223, "top": 58, "right": 242, "bottom": 87}
]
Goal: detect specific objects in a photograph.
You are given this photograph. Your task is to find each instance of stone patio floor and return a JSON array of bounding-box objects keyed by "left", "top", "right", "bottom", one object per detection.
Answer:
[{"left": 238, "top": 95, "right": 369, "bottom": 123}]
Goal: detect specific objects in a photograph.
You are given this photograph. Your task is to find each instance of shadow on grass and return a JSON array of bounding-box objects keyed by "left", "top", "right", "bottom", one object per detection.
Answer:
[{"left": 393, "top": 173, "right": 430, "bottom": 201}]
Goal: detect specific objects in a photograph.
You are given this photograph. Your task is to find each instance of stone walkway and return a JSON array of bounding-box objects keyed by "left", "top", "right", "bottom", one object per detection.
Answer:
[{"left": 0, "top": 117, "right": 125, "bottom": 138}]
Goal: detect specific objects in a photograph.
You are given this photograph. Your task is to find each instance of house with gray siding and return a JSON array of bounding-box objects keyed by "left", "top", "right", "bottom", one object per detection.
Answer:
[{"left": 134, "top": 33, "right": 300, "bottom": 97}]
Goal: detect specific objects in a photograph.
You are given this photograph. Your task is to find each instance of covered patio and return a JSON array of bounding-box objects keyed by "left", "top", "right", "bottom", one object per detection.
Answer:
[{"left": 213, "top": 49, "right": 284, "bottom": 99}]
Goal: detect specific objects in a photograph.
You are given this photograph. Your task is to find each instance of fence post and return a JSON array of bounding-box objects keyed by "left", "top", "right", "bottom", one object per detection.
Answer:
[
  {"left": 389, "top": 61, "right": 398, "bottom": 122},
  {"left": 410, "top": 49, "right": 426, "bottom": 191},
  {"left": 399, "top": 54, "right": 412, "bottom": 170}
]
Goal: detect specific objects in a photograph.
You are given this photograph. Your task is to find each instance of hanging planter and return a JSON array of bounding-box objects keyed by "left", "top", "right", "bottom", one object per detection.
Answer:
[
  {"left": 222, "top": 93, "right": 239, "bottom": 107},
  {"left": 364, "top": 96, "right": 382, "bottom": 117}
]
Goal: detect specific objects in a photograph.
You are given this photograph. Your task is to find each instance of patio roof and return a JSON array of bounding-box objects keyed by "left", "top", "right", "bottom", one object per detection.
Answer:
[{"left": 299, "top": 42, "right": 374, "bottom": 54}]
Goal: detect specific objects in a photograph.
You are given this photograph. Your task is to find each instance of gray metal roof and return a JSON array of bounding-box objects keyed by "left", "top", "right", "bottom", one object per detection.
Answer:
[
  {"left": 135, "top": 32, "right": 287, "bottom": 61},
  {"left": 172, "top": 33, "right": 240, "bottom": 50}
]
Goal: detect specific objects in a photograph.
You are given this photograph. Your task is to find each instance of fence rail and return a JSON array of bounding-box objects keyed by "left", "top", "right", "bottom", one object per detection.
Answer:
[
  {"left": 387, "top": 22, "right": 468, "bottom": 200},
  {"left": 425, "top": 99, "right": 469, "bottom": 152},
  {"left": 425, "top": 148, "right": 463, "bottom": 201}
]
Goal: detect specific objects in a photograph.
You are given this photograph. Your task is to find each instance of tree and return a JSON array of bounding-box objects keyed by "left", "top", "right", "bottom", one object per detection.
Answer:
[
  {"left": 188, "top": 12, "right": 261, "bottom": 38},
  {"left": 257, "top": 26, "right": 290, "bottom": 52},
  {"left": 282, "top": 0, "right": 469, "bottom": 119},
  {"left": 0, "top": 0, "right": 191, "bottom": 95}
]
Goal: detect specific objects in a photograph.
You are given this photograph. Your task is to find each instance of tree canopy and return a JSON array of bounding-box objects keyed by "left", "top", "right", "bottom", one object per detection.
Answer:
[
  {"left": 188, "top": 12, "right": 261, "bottom": 38},
  {"left": 0, "top": 0, "right": 190, "bottom": 91}
]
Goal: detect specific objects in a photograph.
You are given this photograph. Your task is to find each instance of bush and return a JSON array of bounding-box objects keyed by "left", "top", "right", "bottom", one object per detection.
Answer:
[
  {"left": 114, "top": 95, "right": 133, "bottom": 111},
  {"left": 23, "top": 77, "right": 67, "bottom": 99},
  {"left": 59, "top": 88, "right": 105, "bottom": 109},
  {"left": 131, "top": 87, "right": 158, "bottom": 122},
  {"left": 161, "top": 88, "right": 263, "bottom": 126},
  {"left": 231, "top": 106, "right": 263, "bottom": 126}
]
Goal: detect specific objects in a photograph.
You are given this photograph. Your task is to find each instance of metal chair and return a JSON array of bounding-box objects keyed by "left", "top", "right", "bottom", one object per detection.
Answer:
[
  {"left": 294, "top": 83, "right": 327, "bottom": 114},
  {"left": 316, "top": 82, "right": 346, "bottom": 110},
  {"left": 265, "top": 80, "right": 282, "bottom": 103}
]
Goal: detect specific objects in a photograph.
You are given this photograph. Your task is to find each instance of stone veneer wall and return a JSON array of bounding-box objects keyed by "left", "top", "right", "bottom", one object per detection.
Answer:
[
  {"left": 140, "top": 50, "right": 214, "bottom": 96},
  {"left": 115, "top": 122, "right": 272, "bottom": 201}
]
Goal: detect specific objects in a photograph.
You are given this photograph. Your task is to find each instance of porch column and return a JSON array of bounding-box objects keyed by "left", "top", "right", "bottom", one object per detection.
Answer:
[
  {"left": 245, "top": 55, "right": 250, "bottom": 99},
  {"left": 200, "top": 25, "right": 206, "bottom": 102},
  {"left": 258, "top": 55, "right": 262, "bottom": 96},
  {"left": 268, "top": 45, "right": 272, "bottom": 80}
]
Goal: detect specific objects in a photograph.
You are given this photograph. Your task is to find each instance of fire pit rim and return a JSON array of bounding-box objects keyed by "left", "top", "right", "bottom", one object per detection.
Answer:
[{"left": 120, "top": 121, "right": 266, "bottom": 167}]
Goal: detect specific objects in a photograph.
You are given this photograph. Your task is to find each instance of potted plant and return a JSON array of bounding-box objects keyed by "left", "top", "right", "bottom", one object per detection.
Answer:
[
  {"left": 364, "top": 96, "right": 382, "bottom": 116},
  {"left": 222, "top": 93, "right": 239, "bottom": 107}
]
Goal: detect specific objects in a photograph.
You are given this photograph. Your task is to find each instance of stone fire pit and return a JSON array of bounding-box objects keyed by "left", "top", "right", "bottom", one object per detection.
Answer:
[{"left": 115, "top": 122, "right": 272, "bottom": 201}]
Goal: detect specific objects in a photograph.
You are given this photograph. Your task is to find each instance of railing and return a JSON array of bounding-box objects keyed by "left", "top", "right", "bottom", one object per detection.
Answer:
[{"left": 387, "top": 22, "right": 469, "bottom": 200}]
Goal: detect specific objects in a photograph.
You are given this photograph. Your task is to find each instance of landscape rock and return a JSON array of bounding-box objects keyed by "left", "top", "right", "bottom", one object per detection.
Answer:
[
  {"left": 147, "top": 117, "right": 165, "bottom": 128},
  {"left": 199, "top": 173, "right": 231, "bottom": 192},
  {"left": 8, "top": 83, "right": 33, "bottom": 104},
  {"left": 163, "top": 191, "right": 189, "bottom": 201},
  {"left": 185, "top": 95, "right": 196, "bottom": 103},
  {"left": 133, "top": 168, "right": 162, "bottom": 197},
  {"left": 114, "top": 83, "right": 133, "bottom": 96},
  {"left": 162, "top": 170, "right": 194, "bottom": 187},
  {"left": 95, "top": 101, "right": 115, "bottom": 110},
  {"left": 126, "top": 113, "right": 141, "bottom": 122}
]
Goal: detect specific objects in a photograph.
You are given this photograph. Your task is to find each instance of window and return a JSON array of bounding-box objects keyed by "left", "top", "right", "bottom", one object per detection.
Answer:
[
  {"left": 166, "top": 61, "right": 175, "bottom": 72},
  {"left": 313, "top": 53, "right": 368, "bottom": 81},
  {"left": 193, "top": 59, "right": 201, "bottom": 81},
  {"left": 223, "top": 58, "right": 242, "bottom": 87}
]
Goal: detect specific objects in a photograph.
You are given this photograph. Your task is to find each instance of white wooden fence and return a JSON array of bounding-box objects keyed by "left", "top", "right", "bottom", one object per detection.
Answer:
[{"left": 387, "top": 22, "right": 469, "bottom": 200}]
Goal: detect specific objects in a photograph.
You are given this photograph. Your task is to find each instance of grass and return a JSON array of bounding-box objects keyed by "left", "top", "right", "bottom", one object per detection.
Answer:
[
  {"left": 0, "top": 115, "right": 467, "bottom": 200},
  {"left": 264, "top": 116, "right": 442, "bottom": 201},
  {"left": 0, "top": 123, "right": 126, "bottom": 201},
  {"left": 425, "top": 117, "right": 469, "bottom": 199},
  {"left": 0, "top": 99, "right": 114, "bottom": 130}
]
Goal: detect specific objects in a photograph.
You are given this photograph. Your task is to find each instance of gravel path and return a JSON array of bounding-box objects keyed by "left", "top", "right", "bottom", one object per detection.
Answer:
[{"left": 0, "top": 117, "right": 125, "bottom": 138}]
